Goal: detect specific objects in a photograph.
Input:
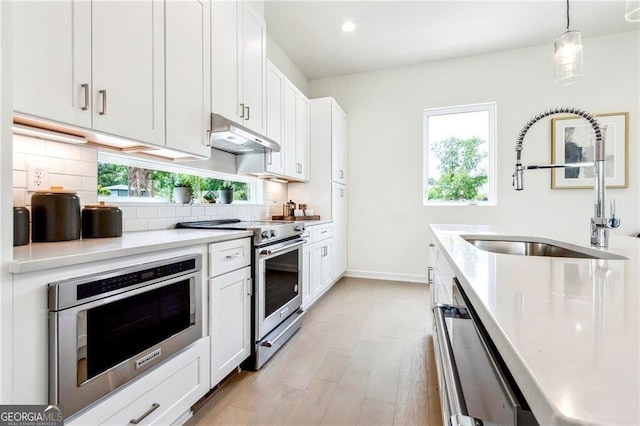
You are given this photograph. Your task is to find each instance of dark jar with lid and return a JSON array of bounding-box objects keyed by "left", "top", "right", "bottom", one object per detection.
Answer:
[
  {"left": 31, "top": 190, "right": 81, "bottom": 242},
  {"left": 82, "top": 202, "right": 123, "bottom": 238},
  {"left": 13, "top": 207, "right": 30, "bottom": 246}
]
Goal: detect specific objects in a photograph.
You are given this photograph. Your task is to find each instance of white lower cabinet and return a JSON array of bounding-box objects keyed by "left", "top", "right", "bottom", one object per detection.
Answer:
[
  {"left": 312, "top": 239, "right": 333, "bottom": 298},
  {"left": 69, "top": 337, "right": 210, "bottom": 426},
  {"left": 209, "top": 266, "right": 252, "bottom": 386},
  {"left": 303, "top": 224, "right": 334, "bottom": 308},
  {"left": 208, "top": 238, "right": 252, "bottom": 387}
]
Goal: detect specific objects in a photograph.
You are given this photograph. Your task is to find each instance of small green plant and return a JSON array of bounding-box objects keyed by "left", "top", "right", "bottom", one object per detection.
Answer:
[
  {"left": 173, "top": 180, "right": 193, "bottom": 192},
  {"left": 221, "top": 181, "right": 234, "bottom": 191}
]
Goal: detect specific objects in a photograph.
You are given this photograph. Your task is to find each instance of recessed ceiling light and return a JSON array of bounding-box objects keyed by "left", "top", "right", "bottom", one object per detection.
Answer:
[{"left": 341, "top": 21, "right": 355, "bottom": 32}]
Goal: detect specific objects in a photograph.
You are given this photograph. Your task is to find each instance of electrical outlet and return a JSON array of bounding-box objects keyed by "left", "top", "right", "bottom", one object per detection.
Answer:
[{"left": 27, "top": 165, "right": 50, "bottom": 191}]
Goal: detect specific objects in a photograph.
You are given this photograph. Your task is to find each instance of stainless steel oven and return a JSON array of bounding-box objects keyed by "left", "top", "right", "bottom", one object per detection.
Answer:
[
  {"left": 432, "top": 278, "right": 538, "bottom": 426},
  {"left": 48, "top": 254, "right": 202, "bottom": 418},
  {"left": 254, "top": 235, "right": 305, "bottom": 368}
]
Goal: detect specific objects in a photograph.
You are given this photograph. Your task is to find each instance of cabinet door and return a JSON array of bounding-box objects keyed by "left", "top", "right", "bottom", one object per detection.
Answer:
[
  {"left": 241, "top": 2, "right": 266, "bottom": 135},
  {"left": 165, "top": 0, "right": 211, "bottom": 158},
  {"left": 321, "top": 240, "right": 333, "bottom": 290},
  {"left": 331, "top": 102, "right": 348, "bottom": 184},
  {"left": 311, "top": 243, "right": 323, "bottom": 298},
  {"left": 295, "top": 93, "right": 310, "bottom": 181},
  {"left": 332, "top": 183, "right": 347, "bottom": 279},
  {"left": 283, "top": 82, "right": 297, "bottom": 177},
  {"left": 301, "top": 242, "right": 312, "bottom": 308},
  {"left": 265, "top": 61, "right": 285, "bottom": 175},
  {"left": 210, "top": 266, "right": 251, "bottom": 386},
  {"left": 13, "top": 0, "right": 92, "bottom": 127},
  {"left": 211, "top": 0, "right": 242, "bottom": 122},
  {"left": 92, "top": 0, "right": 165, "bottom": 145}
]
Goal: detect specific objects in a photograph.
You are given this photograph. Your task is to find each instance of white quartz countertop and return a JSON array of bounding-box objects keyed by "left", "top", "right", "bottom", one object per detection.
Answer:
[
  {"left": 429, "top": 224, "right": 639, "bottom": 426},
  {"left": 11, "top": 229, "right": 254, "bottom": 274}
]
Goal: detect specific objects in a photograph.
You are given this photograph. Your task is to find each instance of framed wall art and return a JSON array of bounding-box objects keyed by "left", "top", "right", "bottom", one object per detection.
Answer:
[{"left": 551, "top": 112, "right": 629, "bottom": 189}]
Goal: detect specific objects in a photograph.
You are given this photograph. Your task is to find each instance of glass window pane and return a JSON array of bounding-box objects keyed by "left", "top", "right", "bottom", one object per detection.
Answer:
[{"left": 424, "top": 103, "right": 495, "bottom": 205}]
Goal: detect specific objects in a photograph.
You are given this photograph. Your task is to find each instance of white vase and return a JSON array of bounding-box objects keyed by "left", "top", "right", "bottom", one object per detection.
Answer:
[{"left": 173, "top": 187, "right": 191, "bottom": 204}]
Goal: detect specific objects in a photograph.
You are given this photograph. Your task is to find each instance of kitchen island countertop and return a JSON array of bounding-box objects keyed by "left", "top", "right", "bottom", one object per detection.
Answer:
[
  {"left": 11, "top": 228, "right": 254, "bottom": 274},
  {"left": 429, "top": 224, "right": 639, "bottom": 426}
]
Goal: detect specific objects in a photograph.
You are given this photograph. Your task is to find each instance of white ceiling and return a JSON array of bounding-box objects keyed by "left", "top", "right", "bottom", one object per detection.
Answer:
[{"left": 264, "top": 0, "right": 639, "bottom": 80}]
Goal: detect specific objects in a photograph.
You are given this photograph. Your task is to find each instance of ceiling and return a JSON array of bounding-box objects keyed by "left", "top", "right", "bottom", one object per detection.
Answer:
[{"left": 264, "top": 0, "right": 639, "bottom": 81}]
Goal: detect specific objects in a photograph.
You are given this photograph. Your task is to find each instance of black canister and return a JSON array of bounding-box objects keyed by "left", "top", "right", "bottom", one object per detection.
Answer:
[
  {"left": 13, "top": 207, "right": 30, "bottom": 246},
  {"left": 82, "top": 202, "right": 123, "bottom": 238},
  {"left": 31, "top": 190, "right": 81, "bottom": 242}
]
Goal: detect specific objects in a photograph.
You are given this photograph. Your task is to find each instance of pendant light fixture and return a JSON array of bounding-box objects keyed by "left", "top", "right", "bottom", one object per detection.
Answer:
[
  {"left": 554, "top": 0, "right": 583, "bottom": 85},
  {"left": 626, "top": 0, "right": 640, "bottom": 21}
]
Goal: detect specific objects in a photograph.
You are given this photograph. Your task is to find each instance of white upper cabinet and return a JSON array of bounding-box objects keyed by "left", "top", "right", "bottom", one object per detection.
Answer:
[
  {"left": 91, "top": 0, "right": 165, "bottom": 145},
  {"left": 295, "top": 93, "right": 310, "bottom": 181},
  {"left": 331, "top": 102, "right": 348, "bottom": 184},
  {"left": 211, "top": 0, "right": 241, "bottom": 122},
  {"left": 283, "top": 80, "right": 309, "bottom": 181},
  {"left": 165, "top": 0, "right": 212, "bottom": 158},
  {"left": 239, "top": 60, "right": 309, "bottom": 181},
  {"left": 265, "top": 61, "right": 285, "bottom": 175},
  {"left": 241, "top": 4, "right": 267, "bottom": 135},
  {"left": 14, "top": 0, "right": 166, "bottom": 146},
  {"left": 211, "top": 0, "right": 266, "bottom": 135},
  {"left": 13, "top": 0, "right": 92, "bottom": 127}
]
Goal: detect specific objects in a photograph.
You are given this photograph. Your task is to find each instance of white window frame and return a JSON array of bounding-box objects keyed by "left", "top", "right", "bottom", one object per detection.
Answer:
[
  {"left": 98, "top": 152, "right": 262, "bottom": 204},
  {"left": 423, "top": 102, "right": 497, "bottom": 206}
]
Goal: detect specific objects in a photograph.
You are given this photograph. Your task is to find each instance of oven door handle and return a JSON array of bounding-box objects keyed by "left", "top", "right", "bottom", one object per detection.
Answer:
[
  {"left": 259, "top": 239, "right": 305, "bottom": 257},
  {"left": 433, "top": 304, "right": 501, "bottom": 426}
]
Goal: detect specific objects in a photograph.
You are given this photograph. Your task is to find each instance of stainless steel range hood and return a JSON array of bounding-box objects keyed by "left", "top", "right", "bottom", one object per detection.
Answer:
[{"left": 209, "top": 113, "right": 281, "bottom": 154}]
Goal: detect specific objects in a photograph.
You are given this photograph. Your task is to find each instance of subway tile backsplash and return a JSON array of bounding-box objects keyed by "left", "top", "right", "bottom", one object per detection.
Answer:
[
  {"left": 13, "top": 134, "right": 288, "bottom": 233},
  {"left": 13, "top": 134, "right": 99, "bottom": 207}
]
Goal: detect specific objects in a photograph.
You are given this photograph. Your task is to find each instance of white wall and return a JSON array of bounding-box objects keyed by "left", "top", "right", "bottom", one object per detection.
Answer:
[
  {"left": 266, "top": 33, "right": 310, "bottom": 96},
  {"left": 309, "top": 31, "right": 640, "bottom": 282},
  {"left": 0, "top": 0, "right": 12, "bottom": 402}
]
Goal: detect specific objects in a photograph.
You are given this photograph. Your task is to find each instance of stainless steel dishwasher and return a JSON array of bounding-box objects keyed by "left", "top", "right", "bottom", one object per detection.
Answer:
[{"left": 432, "top": 277, "right": 538, "bottom": 426}]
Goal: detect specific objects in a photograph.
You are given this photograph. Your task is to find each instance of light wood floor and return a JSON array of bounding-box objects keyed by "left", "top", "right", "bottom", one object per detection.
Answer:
[{"left": 187, "top": 277, "right": 443, "bottom": 426}]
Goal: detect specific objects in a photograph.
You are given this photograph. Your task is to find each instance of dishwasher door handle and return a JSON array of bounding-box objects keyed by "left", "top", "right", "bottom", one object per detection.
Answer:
[
  {"left": 433, "top": 304, "right": 468, "bottom": 416},
  {"left": 433, "top": 304, "right": 501, "bottom": 426}
]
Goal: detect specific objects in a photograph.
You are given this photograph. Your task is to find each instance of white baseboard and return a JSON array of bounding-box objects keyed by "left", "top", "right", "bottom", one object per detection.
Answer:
[{"left": 344, "top": 269, "right": 428, "bottom": 284}]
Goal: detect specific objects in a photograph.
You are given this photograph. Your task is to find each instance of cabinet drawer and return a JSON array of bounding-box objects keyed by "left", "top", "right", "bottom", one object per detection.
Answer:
[
  {"left": 311, "top": 224, "right": 332, "bottom": 243},
  {"left": 69, "top": 338, "right": 209, "bottom": 426},
  {"left": 209, "top": 238, "right": 251, "bottom": 277},
  {"left": 102, "top": 355, "right": 202, "bottom": 425}
]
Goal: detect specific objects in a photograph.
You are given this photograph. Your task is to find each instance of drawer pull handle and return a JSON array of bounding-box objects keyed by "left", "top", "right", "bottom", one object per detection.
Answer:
[
  {"left": 225, "top": 253, "right": 242, "bottom": 259},
  {"left": 130, "top": 403, "right": 160, "bottom": 424}
]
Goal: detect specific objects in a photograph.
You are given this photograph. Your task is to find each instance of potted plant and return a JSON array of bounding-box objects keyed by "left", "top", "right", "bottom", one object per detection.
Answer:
[
  {"left": 173, "top": 181, "right": 193, "bottom": 204},
  {"left": 217, "top": 181, "right": 234, "bottom": 204}
]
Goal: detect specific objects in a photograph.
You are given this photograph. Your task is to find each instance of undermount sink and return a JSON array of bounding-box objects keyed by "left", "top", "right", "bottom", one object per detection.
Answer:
[{"left": 461, "top": 235, "right": 628, "bottom": 260}]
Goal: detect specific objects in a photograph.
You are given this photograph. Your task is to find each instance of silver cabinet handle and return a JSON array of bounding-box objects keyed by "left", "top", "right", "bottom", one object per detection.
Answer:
[
  {"left": 427, "top": 267, "right": 434, "bottom": 284},
  {"left": 267, "top": 151, "right": 272, "bottom": 165},
  {"left": 339, "top": 170, "right": 344, "bottom": 179},
  {"left": 225, "top": 253, "right": 242, "bottom": 259},
  {"left": 296, "top": 163, "right": 302, "bottom": 174},
  {"left": 245, "top": 105, "right": 250, "bottom": 121},
  {"left": 130, "top": 403, "right": 160, "bottom": 424},
  {"left": 339, "top": 188, "right": 344, "bottom": 198},
  {"left": 246, "top": 277, "right": 252, "bottom": 296},
  {"left": 98, "top": 90, "right": 107, "bottom": 115},
  {"left": 81, "top": 84, "right": 89, "bottom": 111},
  {"left": 240, "top": 103, "right": 245, "bottom": 118}
]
